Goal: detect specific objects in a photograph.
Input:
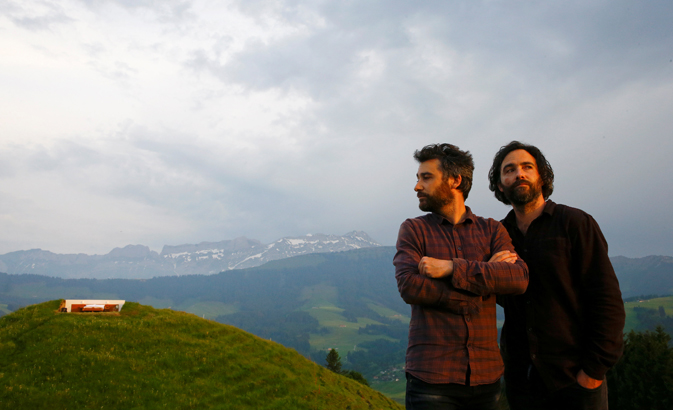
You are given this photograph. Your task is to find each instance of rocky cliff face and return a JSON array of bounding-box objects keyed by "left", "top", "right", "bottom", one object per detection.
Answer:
[{"left": 0, "top": 231, "right": 381, "bottom": 279}]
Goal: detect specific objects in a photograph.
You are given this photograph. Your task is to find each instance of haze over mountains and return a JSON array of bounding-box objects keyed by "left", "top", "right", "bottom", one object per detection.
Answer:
[
  {"left": 0, "top": 231, "right": 380, "bottom": 279},
  {"left": 0, "top": 229, "right": 671, "bottom": 292},
  {"left": 1, "top": 226, "right": 671, "bottom": 299}
]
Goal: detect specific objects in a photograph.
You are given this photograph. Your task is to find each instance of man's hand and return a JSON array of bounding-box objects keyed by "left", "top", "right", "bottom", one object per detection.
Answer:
[
  {"left": 418, "top": 257, "right": 453, "bottom": 278},
  {"left": 577, "top": 369, "right": 603, "bottom": 389},
  {"left": 488, "top": 250, "right": 518, "bottom": 264}
]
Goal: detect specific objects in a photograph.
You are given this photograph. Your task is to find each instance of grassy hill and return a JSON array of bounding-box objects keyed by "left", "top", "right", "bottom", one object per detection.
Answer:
[
  {"left": 0, "top": 300, "right": 402, "bottom": 410},
  {"left": 0, "top": 248, "right": 411, "bottom": 401}
]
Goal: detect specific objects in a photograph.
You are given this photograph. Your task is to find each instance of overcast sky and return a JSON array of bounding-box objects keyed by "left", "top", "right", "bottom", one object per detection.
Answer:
[{"left": 1, "top": 0, "right": 672, "bottom": 258}]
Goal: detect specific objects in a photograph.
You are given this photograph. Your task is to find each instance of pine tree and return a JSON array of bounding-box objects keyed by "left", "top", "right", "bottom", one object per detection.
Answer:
[
  {"left": 325, "top": 349, "right": 342, "bottom": 373},
  {"left": 324, "top": 349, "right": 370, "bottom": 386},
  {"left": 608, "top": 326, "right": 673, "bottom": 410}
]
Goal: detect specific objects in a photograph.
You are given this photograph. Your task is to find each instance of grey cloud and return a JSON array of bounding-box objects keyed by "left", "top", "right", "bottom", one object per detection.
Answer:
[
  {"left": 2, "top": 0, "right": 73, "bottom": 31},
  {"left": 198, "top": 1, "right": 418, "bottom": 96},
  {"left": 218, "top": 0, "right": 673, "bottom": 98},
  {"left": 418, "top": 1, "right": 673, "bottom": 90},
  {"left": 79, "top": 0, "right": 195, "bottom": 25},
  {"left": 184, "top": 1, "right": 671, "bottom": 148},
  {"left": 0, "top": 131, "right": 326, "bottom": 244}
]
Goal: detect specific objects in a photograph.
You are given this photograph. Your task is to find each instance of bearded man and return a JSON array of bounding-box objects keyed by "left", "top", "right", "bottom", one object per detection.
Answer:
[
  {"left": 488, "top": 141, "right": 625, "bottom": 410},
  {"left": 394, "top": 143, "right": 529, "bottom": 410}
]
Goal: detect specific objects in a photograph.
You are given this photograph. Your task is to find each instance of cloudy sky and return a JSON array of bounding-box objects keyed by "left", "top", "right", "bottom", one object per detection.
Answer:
[{"left": 1, "top": 0, "right": 672, "bottom": 258}]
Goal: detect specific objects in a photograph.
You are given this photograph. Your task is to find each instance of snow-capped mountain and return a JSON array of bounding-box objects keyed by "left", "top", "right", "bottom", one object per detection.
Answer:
[
  {"left": 161, "top": 231, "right": 379, "bottom": 271},
  {"left": 0, "top": 231, "right": 381, "bottom": 279}
]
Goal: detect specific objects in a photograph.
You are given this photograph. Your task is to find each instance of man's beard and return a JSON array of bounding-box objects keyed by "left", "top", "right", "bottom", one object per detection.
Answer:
[
  {"left": 502, "top": 179, "right": 542, "bottom": 206},
  {"left": 418, "top": 183, "right": 454, "bottom": 213}
]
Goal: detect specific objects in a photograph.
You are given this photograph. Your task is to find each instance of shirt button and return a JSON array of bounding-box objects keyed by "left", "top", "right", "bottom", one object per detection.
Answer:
[
  {"left": 528, "top": 328, "right": 533, "bottom": 333},
  {"left": 465, "top": 316, "right": 471, "bottom": 322},
  {"left": 531, "top": 354, "right": 536, "bottom": 360},
  {"left": 457, "top": 246, "right": 462, "bottom": 250}
]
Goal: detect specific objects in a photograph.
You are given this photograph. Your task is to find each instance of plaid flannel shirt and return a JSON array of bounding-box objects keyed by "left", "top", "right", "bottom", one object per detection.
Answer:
[{"left": 394, "top": 208, "right": 528, "bottom": 385}]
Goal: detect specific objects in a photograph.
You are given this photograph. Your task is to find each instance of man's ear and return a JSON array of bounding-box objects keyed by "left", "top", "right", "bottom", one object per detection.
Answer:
[
  {"left": 498, "top": 182, "right": 504, "bottom": 193},
  {"left": 451, "top": 175, "right": 462, "bottom": 189}
]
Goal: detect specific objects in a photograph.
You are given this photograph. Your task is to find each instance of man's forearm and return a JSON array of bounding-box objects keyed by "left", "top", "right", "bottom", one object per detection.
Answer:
[
  {"left": 395, "top": 265, "right": 481, "bottom": 314},
  {"left": 418, "top": 256, "right": 454, "bottom": 278},
  {"left": 451, "top": 257, "right": 528, "bottom": 296}
]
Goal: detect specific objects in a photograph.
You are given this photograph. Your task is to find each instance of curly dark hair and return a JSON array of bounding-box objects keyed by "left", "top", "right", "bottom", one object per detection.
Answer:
[
  {"left": 414, "top": 143, "right": 474, "bottom": 200},
  {"left": 488, "top": 141, "right": 554, "bottom": 205}
]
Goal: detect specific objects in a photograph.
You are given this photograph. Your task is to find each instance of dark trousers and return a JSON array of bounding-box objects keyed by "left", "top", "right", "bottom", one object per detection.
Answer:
[
  {"left": 505, "top": 366, "right": 608, "bottom": 410},
  {"left": 405, "top": 373, "right": 501, "bottom": 410}
]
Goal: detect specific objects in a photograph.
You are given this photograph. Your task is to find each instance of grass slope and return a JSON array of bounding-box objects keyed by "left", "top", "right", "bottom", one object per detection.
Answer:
[{"left": 0, "top": 300, "right": 402, "bottom": 410}]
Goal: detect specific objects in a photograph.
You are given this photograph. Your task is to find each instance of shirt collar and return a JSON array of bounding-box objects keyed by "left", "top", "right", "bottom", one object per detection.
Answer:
[
  {"left": 503, "top": 200, "right": 556, "bottom": 227},
  {"left": 542, "top": 200, "right": 556, "bottom": 215},
  {"left": 430, "top": 206, "right": 475, "bottom": 226}
]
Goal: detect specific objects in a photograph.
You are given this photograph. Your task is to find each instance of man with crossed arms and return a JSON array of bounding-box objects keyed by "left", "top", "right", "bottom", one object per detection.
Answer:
[{"left": 394, "top": 143, "right": 529, "bottom": 410}]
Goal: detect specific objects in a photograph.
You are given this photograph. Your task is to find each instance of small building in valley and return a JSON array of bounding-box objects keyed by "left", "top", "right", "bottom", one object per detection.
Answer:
[{"left": 59, "top": 300, "right": 126, "bottom": 313}]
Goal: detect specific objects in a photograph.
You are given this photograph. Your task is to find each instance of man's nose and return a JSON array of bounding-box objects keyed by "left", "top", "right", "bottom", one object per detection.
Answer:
[
  {"left": 515, "top": 168, "right": 526, "bottom": 179},
  {"left": 414, "top": 181, "right": 422, "bottom": 191}
]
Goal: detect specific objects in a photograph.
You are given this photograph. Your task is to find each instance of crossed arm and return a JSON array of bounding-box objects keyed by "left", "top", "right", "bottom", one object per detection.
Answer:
[
  {"left": 393, "top": 219, "right": 528, "bottom": 312},
  {"left": 418, "top": 250, "right": 518, "bottom": 278}
]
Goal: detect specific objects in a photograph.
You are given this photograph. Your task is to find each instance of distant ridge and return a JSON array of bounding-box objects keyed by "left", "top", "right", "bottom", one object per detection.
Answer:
[
  {"left": 0, "top": 300, "right": 401, "bottom": 409},
  {"left": 610, "top": 255, "right": 673, "bottom": 297},
  {"left": 0, "top": 231, "right": 380, "bottom": 279}
]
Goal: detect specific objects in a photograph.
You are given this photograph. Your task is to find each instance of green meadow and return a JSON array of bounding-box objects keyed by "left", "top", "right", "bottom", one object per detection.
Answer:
[
  {"left": 623, "top": 295, "right": 673, "bottom": 332},
  {"left": 306, "top": 304, "right": 396, "bottom": 352}
]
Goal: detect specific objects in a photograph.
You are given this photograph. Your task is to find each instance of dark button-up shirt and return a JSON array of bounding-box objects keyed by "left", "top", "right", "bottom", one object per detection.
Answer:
[
  {"left": 394, "top": 208, "right": 529, "bottom": 385},
  {"left": 499, "top": 201, "right": 625, "bottom": 392}
]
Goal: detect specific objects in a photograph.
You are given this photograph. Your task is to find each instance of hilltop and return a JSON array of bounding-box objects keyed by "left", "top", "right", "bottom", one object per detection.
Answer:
[{"left": 0, "top": 300, "right": 402, "bottom": 410}]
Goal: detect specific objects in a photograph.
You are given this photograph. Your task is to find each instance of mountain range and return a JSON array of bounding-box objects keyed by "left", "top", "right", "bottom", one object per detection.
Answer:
[
  {"left": 0, "top": 231, "right": 380, "bottom": 279},
  {"left": 610, "top": 255, "right": 673, "bottom": 298}
]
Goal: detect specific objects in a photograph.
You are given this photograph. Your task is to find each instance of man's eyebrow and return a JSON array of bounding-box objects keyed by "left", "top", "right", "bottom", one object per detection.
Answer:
[
  {"left": 417, "top": 172, "right": 433, "bottom": 178},
  {"left": 503, "top": 160, "right": 535, "bottom": 168}
]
